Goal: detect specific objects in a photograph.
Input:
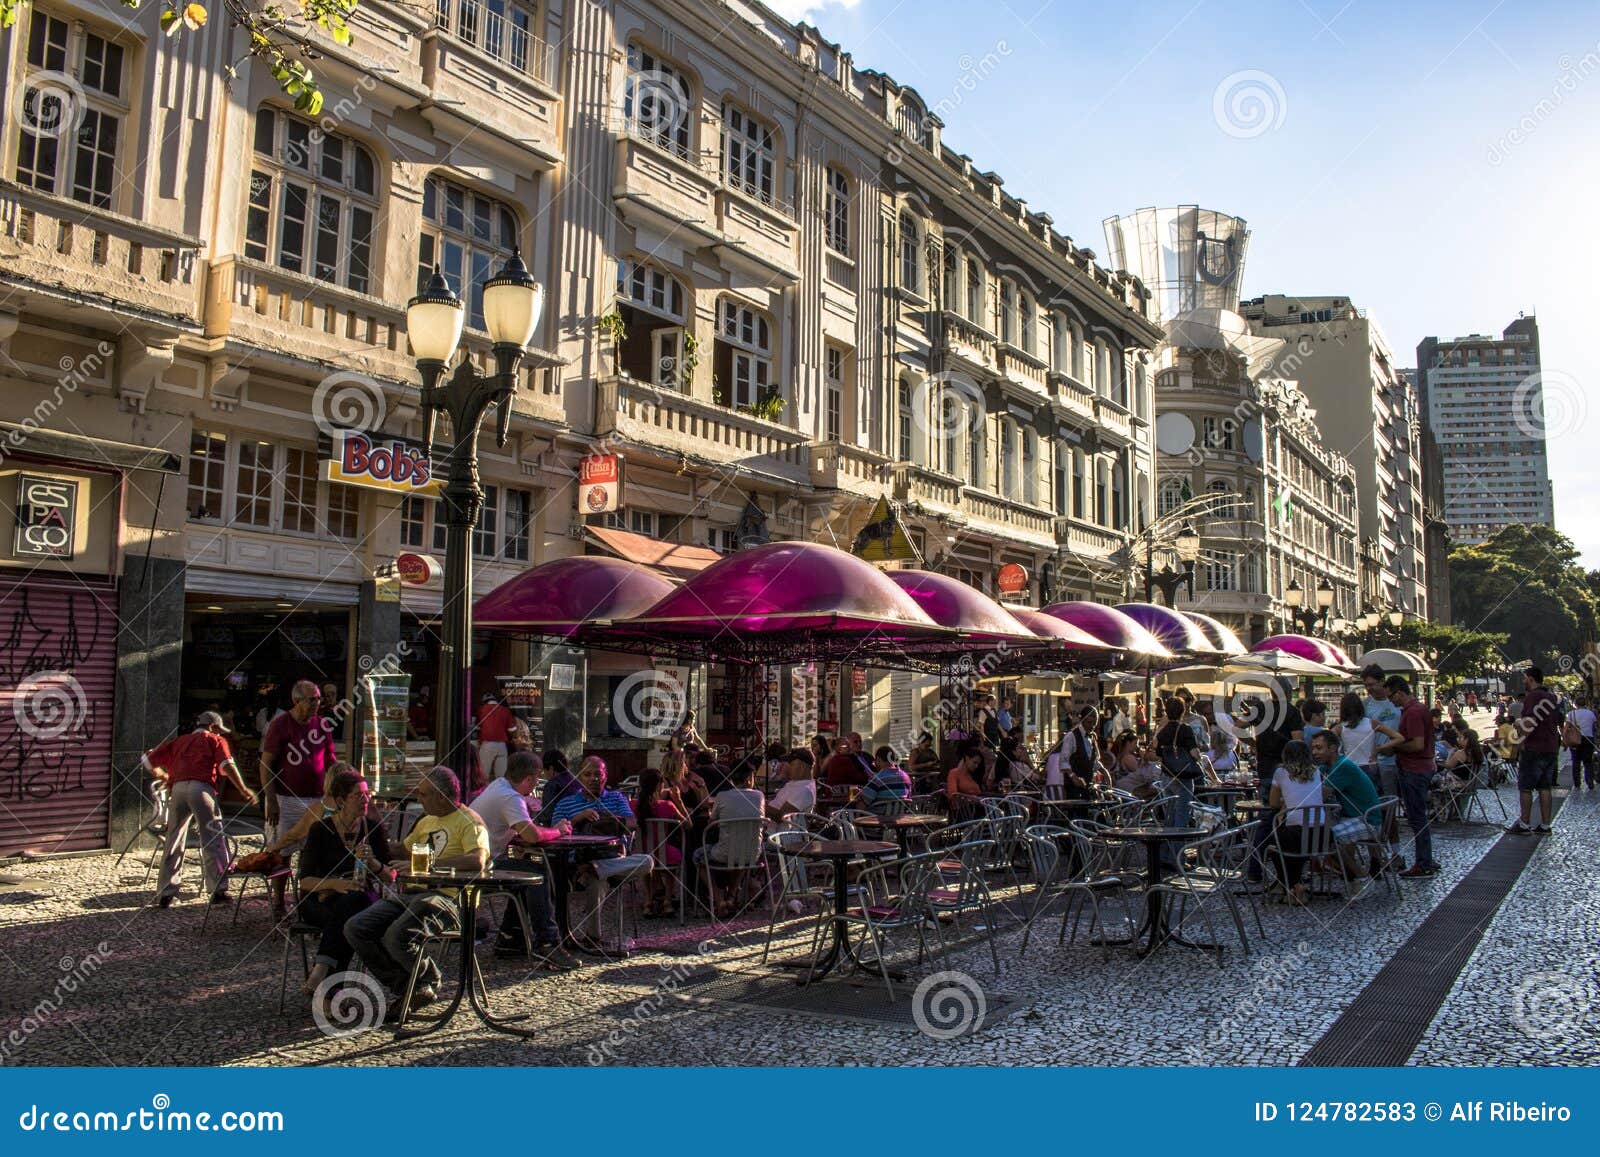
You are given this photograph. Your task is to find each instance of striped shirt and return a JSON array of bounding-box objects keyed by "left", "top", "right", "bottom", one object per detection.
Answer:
[
  {"left": 861, "top": 765, "right": 912, "bottom": 803},
  {"left": 551, "top": 788, "right": 635, "bottom": 825}
]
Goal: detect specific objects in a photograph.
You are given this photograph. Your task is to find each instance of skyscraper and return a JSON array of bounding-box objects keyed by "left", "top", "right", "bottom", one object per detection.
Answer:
[{"left": 1415, "top": 317, "right": 1553, "bottom": 545}]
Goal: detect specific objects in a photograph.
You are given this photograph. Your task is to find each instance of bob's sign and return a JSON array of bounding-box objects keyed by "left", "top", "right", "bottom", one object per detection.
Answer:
[{"left": 323, "top": 432, "right": 439, "bottom": 495}]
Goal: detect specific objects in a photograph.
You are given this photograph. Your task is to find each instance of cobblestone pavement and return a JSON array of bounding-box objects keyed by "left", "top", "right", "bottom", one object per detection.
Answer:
[
  {"left": 1412, "top": 781, "right": 1600, "bottom": 1066},
  {"left": 8, "top": 769, "right": 1587, "bottom": 1067}
]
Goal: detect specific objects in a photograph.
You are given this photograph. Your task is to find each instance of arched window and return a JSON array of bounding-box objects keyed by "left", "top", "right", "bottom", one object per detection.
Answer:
[
  {"left": 1069, "top": 319, "right": 1085, "bottom": 380},
  {"left": 966, "top": 258, "right": 983, "bottom": 324},
  {"left": 418, "top": 175, "right": 520, "bottom": 331},
  {"left": 721, "top": 102, "right": 776, "bottom": 203},
  {"left": 969, "top": 408, "right": 987, "bottom": 487},
  {"left": 715, "top": 298, "right": 773, "bottom": 410},
  {"left": 1157, "top": 477, "right": 1188, "bottom": 517},
  {"left": 247, "top": 107, "right": 378, "bottom": 293},
  {"left": 616, "top": 259, "right": 686, "bottom": 320},
  {"left": 624, "top": 44, "right": 693, "bottom": 158},
  {"left": 615, "top": 259, "right": 690, "bottom": 387},
  {"left": 998, "top": 280, "right": 1016, "bottom": 345},
  {"left": 1094, "top": 339, "right": 1112, "bottom": 397},
  {"left": 824, "top": 166, "right": 850, "bottom": 253},
  {"left": 1111, "top": 462, "right": 1127, "bottom": 530},
  {"left": 899, "top": 212, "right": 921, "bottom": 293},
  {"left": 896, "top": 374, "right": 916, "bottom": 462},
  {"left": 940, "top": 391, "right": 960, "bottom": 474},
  {"left": 1095, "top": 460, "right": 1110, "bottom": 525},
  {"left": 1208, "top": 479, "right": 1235, "bottom": 518}
]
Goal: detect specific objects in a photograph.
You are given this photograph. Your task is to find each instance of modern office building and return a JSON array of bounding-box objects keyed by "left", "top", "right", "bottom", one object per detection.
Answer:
[
  {"left": 1414, "top": 316, "right": 1552, "bottom": 545},
  {"left": 0, "top": 0, "right": 1159, "bottom": 853},
  {"left": 1239, "top": 295, "right": 1430, "bottom": 620}
]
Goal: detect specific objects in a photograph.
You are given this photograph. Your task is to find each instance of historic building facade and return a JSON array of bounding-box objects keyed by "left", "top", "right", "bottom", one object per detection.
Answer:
[{"left": 0, "top": 0, "right": 1159, "bottom": 851}]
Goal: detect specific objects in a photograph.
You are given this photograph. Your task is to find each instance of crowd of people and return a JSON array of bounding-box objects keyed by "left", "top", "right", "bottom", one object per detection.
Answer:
[{"left": 138, "top": 659, "right": 1587, "bottom": 1018}]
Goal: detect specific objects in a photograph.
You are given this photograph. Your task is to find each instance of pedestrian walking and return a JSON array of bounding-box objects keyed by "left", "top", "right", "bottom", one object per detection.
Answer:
[
  {"left": 473, "top": 693, "right": 517, "bottom": 787},
  {"left": 1508, "top": 667, "right": 1562, "bottom": 833},
  {"left": 143, "top": 711, "right": 258, "bottom": 907},
  {"left": 1562, "top": 693, "right": 1596, "bottom": 790}
]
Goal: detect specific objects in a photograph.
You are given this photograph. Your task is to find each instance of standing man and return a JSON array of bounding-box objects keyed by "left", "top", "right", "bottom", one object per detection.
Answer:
[
  {"left": 144, "top": 711, "right": 258, "bottom": 907},
  {"left": 1565, "top": 693, "right": 1596, "bottom": 791},
  {"left": 1379, "top": 676, "right": 1440, "bottom": 877},
  {"left": 1361, "top": 664, "right": 1404, "bottom": 854},
  {"left": 473, "top": 692, "right": 516, "bottom": 787},
  {"left": 260, "top": 679, "right": 339, "bottom": 916},
  {"left": 1508, "top": 667, "right": 1562, "bottom": 834}
]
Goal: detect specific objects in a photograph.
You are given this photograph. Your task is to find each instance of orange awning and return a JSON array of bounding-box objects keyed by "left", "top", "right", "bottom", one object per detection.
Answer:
[{"left": 584, "top": 525, "right": 724, "bottom": 581}]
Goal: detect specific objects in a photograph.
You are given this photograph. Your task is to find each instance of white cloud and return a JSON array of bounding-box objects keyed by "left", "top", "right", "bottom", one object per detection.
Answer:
[{"left": 763, "top": 0, "right": 863, "bottom": 24}]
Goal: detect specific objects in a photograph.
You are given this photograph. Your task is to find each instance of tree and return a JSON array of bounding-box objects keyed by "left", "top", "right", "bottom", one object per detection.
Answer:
[
  {"left": 1449, "top": 524, "right": 1598, "bottom": 668},
  {"left": 1394, "top": 620, "right": 1508, "bottom": 690},
  {"left": 0, "top": 0, "right": 359, "bottom": 115}
]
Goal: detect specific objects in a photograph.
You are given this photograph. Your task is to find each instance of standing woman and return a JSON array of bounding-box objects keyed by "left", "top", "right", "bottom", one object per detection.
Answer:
[
  {"left": 295, "top": 770, "right": 393, "bottom": 1010},
  {"left": 1334, "top": 692, "right": 1381, "bottom": 793}
]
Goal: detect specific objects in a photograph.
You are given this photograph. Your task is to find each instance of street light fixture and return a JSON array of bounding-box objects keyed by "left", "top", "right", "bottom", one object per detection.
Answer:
[
  {"left": 1284, "top": 576, "right": 1335, "bottom": 633},
  {"left": 1145, "top": 521, "right": 1200, "bottom": 606},
  {"left": 407, "top": 250, "right": 544, "bottom": 785}
]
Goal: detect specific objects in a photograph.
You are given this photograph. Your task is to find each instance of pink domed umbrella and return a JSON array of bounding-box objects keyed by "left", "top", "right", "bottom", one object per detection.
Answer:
[
  {"left": 473, "top": 555, "right": 675, "bottom": 637},
  {"left": 1039, "top": 602, "right": 1174, "bottom": 661},
  {"left": 1183, "top": 611, "right": 1248, "bottom": 657},
  {"left": 1008, "top": 608, "right": 1111, "bottom": 650},
  {"left": 1115, "top": 602, "right": 1219, "bottom": 656},
  {"left": 1251, "top": 633, "right": 1347, "bottom": 668},
  {"left": 886, "top": 570, "right": 1039, "bottom": 645}
]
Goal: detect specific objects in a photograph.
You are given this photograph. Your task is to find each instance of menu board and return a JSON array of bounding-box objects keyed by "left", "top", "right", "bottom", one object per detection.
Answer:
[
  {"left": 790, "top": 663, "right": 818, "bottom": 747},
  {"left": 361, "top": 672, "right": 411, "bottom": 794}
]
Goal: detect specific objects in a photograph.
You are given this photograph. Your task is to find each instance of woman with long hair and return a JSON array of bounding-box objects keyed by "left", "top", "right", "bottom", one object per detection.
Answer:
[
  {"left": 635, "top": 768, "right": 688, "bottom": 917},
  {"left": 295, "top": 770, "right": 392, "bottom": 1011},
  {"left": 1268, "top": 739, "right": 1323, "bottom": 906}
]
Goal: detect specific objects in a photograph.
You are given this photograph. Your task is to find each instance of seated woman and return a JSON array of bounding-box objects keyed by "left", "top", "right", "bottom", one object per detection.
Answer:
[
  {"left": 906, "top": 732, "right": 942, "bottom": 793},
  {"left": 1268, "top": 740, "right": 1325, "bottom": 907},
  {"left": 295, "top": 769, "right": 393, "bottom": 1011},
  {"left": 635, "top": 769, "right": 688, "bottom": 918},
  {"left": 1208, "top": 728, "right": 1239, "bottom": 775},
  {"left": 263, "top": 760, "right": 358, "bottom": 856}
]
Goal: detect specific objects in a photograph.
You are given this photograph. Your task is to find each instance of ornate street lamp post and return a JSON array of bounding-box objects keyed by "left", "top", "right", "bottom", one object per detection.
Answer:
[
  {"left": 1284, "top": 576, "right": 1335, "bottom": 634},
  {"left": 1144, "top": 522, "right": 1201, "bottom": 606},
  {"left": 406, "top": 252, "right": 544, "bottom": 784}
]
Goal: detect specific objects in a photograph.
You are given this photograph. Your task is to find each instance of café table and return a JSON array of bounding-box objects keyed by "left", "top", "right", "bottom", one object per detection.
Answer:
[
  {"left": 777, "top": 839, "right": 898, "bottom": 985},
  {"left": 509, "top": 833, "right": 625, "bottom": 945},
  {"left": 392, "top": 866, "right": 546, "bottom": 1039},
  {"left": 1098, "top": 825, "right": 1207, "bottom": 956},
  {"left": 851, "top": 813, "right": 949, "bottom": 855}
]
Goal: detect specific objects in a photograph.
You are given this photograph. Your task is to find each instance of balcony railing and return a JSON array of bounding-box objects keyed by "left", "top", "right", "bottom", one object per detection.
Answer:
[
  {"left": 964, "top": 490, "right": 1054, "bottom": 540},
  {"left": 1048, "top": 370, "right": 1097, "bottom": 419},
  {"left": 997, "top": 342, "right": 1048, "bottom": 393},
  {"left": 824, "top": 251, "right": 856, "bottom": 292},
  {"left": 933, "top": 310, "right": 997, "bottom": 371},
  {"left": 1055, "top": 516, "right": 1126, "bottom": 557},
  {"left": 889, "top": 462, "right": 963, "bottom": 510},
  {"left": 597, "top": 375, "right": 809, "bottom": 473},
  {"left": 436, "top": 0, "right": 558, "bottom": 86}
]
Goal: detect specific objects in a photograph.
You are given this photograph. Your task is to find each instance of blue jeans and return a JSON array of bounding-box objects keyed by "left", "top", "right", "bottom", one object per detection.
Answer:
[
  {"left": 343, "top": 892, "right": 455, "bottom": 994},
  {"left": 1398, "top": 771, "right": 1436, "bottom": 869},
  {"left": 489, "top": 853, "right": 559, "bottom": 949}
]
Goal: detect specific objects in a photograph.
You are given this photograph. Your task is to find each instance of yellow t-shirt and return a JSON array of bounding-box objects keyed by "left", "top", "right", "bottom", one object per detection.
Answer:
[{"left": 406, "top": 807, "right": 489, "bottom": 866}]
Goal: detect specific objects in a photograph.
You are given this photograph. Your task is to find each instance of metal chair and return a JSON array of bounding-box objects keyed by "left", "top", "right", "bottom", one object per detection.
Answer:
[
  {"left": 1054, "top": 829, "right": 1142, "bottom": 956},
  {"left": 1271, "top": 805, "right": 1338, "bottom": 899},
  {"left": 203, "top": 833, "right": 290, "bottom": 930},
  {"left": 762, "top": 830, "right": 835, "bottom": 963},
  {"left": 115, "top": 779, "right": 170, "bottom": 884},
  {"left": 698, "top": 817, "right": 767, "bottom": 921},
  {"left": 1349, "top": 797, "right": 1404, "bottom": 897},
  {"left": 867, "top": 796, "right": 913, "bottom": 817},
  {"left": 820, "top": 852, "right": 948, "bottom": 1000},
  {"left": 1148, "top": 826, "right": 1256, "bottom": 959},
  {"left": 641, "top": 816, "right": 696, "bottom": 924},
  {"left": 1018, "top": 825, "right": 1071, "bottom": 953},
  {"left": 923, "top": 839, "right": 1001, "bottom": 975}
]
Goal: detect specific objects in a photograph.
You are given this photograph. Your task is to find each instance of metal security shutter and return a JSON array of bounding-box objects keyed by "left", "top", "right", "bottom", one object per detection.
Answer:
[
  {"left": 889, "top": 671, "right": 916, "bottom": 752},
  {"left": 0, "top": 574, "right": 119, "bottom": 855}
]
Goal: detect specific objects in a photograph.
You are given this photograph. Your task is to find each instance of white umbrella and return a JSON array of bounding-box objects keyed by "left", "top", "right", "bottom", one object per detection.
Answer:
[{"left": 1225, "top": 652, "right": 1350, "bottom": 679}]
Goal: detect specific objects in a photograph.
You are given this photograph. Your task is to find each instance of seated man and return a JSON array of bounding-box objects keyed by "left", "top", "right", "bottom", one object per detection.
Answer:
[
  {"left": 822, "top": 736, "right": 870, "bottom": 789},
  {"left": 862, "top": 746, "right": 913, "bottom": 811},
  {"left": 695, "top": 761, "right": 767, "bottom": 917},
  {"left": 551, "top": 757, "right": 652, "bottom": 950},
  {"left": 766, "top": 749, "right": 817, "bottom": 826},
  {"left": 344, "top": 767, "right": 489, "bottom": 1016},
  {"left": 468, "top": 751, "right": 579, "bottom": 970},
  {"left": 1310, "top": 730, "right": 1383, "bottom": 887}
]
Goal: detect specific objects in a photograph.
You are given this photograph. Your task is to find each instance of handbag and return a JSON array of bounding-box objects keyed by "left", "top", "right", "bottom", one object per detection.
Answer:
[
  {"left": 232, "top": 849, "right": 288, "bottom": 874},
  {"left": 1561, "top": 719, "right": 1582, "bottom": 748},
  {"left": 1159, "top": 724, "right": 1204, "bottom": 782}
]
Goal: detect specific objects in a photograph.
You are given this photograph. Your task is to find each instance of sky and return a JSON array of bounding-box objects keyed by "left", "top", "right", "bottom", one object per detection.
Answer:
[{"left": 768, "top": 0, "right": 1600, "bottom": 567}]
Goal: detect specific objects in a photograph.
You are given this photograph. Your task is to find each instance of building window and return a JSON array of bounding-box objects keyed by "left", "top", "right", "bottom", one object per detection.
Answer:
[
  {"left": 187, "top": 430, "right": 228, "bottom": 522},
  {"left": 247, "top": 108, "right": 378, "bottom": 293},
  {"left": 824, "top": 167, "right": 850, "bottom": 254},
  {"left": 1070, "top": 320, "right": 1086, "bottom": 380},
  {"left": 13, "top": 11, "right": 127, "bottom": 209},
  {"left": 713, "top": 299, "right": 774, "bottom": 410},
  {"left": 897, "top": 378, "right": 914, "bottom": 462},
  {"left": 1204, "top": 550, "right": 1239, "bottom": 592},
  {"left": 435, "top": 0, "right": 540, "bottom": 77},
  {"left": 235, "top": 440, "right": 275, "bottom": 528},
  {"left": 418, "top": 175, "right": 520, "bottom": 332},
  {"left": 1209, "top": 479, "right": 1235, "bottom": 517},
  {"left": 824, "top": 345, "right": 844, "bottom": 442},
  {"left": 281, "top": 448, "right": 320, "bottom": 534},
  {"left": 969, "top": 411, "right": 986, "bottom": 487},
  {"left": 623, "top": 44, "right": 693, "bottom": 158},
  {"left": 707, "top": 526, "right": 738, "bottom": 553},
  {"left": 1071, "top": 451, "right": 1086, "bottom": 519},
  {"left": 1157, "top": 477, "right": 1187, "bottom": 517},
  {"left": 1111, "top": 462, "right": 1126, "bottom": 530},
  {"left": 614, "top": 258, "right": 690, "bottom": 388},
  {"left": 966, "top": 259, "right": 983, "bottom": 324},
  {"left": 474, "top": 485, "right": 500, "bottom": 557},
  {"left": 898, "top": 212, "right": 921, "bottom": 294},
  {"left": 326, "top": 483, "right": 360, "bottom": 541},
  {"left": 503, "top": 488, "right": 531, "bottom": 561},
  {"left": 998, "top": 280, "right": 1016, "bottom": 345},
  {"left": 1022, "top": 428, "right": 1039, "bottom": 505},
  {"left": 1095, "top": 461, "right": 1110, "bottom": 525},
  {"left": 401, "top": 495, "right": 427, "bottom": 548},
  {"left": 999, "top": 420, "right": 1018, "bottom": 498},
  {"left": 720, "top": 103, "right": 776, "bottom": 203},
  {"left": 1021, "top": 295, "right": 1036, "bottom": 353}
]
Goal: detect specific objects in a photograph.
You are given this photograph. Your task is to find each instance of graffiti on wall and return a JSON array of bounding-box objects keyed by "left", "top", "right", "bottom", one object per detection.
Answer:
[{"left": 0, "top": 587, "right": 108, "bottom": 802}]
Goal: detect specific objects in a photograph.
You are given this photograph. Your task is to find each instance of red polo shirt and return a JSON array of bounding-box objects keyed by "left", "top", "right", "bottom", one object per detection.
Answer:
[
  {"left": 148, "top": 731, "right": 234, "bottom": 788},
  {"left": 1396, "top": 699, "right": 1435, "bottom": 775},
  {"left": 476, "top": 702, "right": 516, "bottom": 745}
]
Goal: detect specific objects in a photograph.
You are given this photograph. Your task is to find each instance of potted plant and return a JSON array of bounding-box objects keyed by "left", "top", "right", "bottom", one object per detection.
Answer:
[{"left": 597, "top": 310, "right": 627, "bottom": 375}]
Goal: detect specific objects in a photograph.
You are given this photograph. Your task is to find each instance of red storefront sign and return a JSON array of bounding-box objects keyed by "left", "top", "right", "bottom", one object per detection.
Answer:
[{"left": 579, "top": 454, "right": 621, "bottom": 514}]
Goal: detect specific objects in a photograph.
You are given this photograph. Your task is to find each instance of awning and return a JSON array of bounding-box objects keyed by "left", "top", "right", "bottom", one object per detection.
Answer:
[
  {"left": 585, "top": 525, "right": 723, "bottom": 581},
  {"left": 0, "top": 422, "right": 183, "bottom": 473}
]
